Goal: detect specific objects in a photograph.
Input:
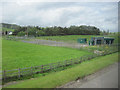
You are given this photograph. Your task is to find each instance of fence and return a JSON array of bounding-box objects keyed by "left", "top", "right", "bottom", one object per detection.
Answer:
[{"left": 0, "top": 49, "right": 118, "bottom": 83}]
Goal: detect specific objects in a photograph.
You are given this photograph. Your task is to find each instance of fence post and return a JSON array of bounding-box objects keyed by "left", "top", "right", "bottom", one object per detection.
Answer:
[
  {"left": 88, "top": 55, "right": 90, "bottom": 60},
  {"left": 77, "top": 59, "right": 79, "bottom": 63},
  {"left": 31, "top": 67, "right": 33, "bottom": 76},
  {"left": 82, "top": 56, "right": 85, "bottom": 61},
  {"left": 3, "top": 70, "right": 6, "bottom": 82},
  {"left": 41, "top": 65, "right": 43, "bottom": 73},
  {"left": 65, "top": 60, "right": 67, "bottom": 66},
  {"left": 18, "top": 68, "right": 21, "bottom": 78},
  {"left": 71, "top": 59, "right": 73, "bottom": 65},
  {"left": 74, "top": 59, "right": 77, "bottom": 64},
  {"left": 50, "top": 64, "right": 53, "bottom": 70},
  {"left": 80, "top": 57, "right": 83, "bottom": 63},
  {"left": 58, "top": 62, "right": 60, "bottom": 67},
  {"left": 80, "top": 57, "right": 82, "bottom": 63},
  {"left": 64, "top": 60, "right": 66, "bottom": 67},
  {"left": 81, "top": 57, "right": 82, "bottom": 60}
]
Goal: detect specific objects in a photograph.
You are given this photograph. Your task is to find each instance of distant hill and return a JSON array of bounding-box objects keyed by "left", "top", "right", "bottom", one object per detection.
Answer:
[
  {"left": 2, "top": 27, "right": 15, "bottom": 31},
  {"left": 1, "top": 23, "right": 20, "bottom": 31}
]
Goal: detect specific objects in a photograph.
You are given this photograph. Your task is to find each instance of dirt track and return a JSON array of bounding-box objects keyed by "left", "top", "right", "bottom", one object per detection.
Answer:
[
  {"left": 58, "top": 62, "right": 119, "bottom": 88},
  {"left": 22, "top": 39, "right": 88, "bottom": 48}
]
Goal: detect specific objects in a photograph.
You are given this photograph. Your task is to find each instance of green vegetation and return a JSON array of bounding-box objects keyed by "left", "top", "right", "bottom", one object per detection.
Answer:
[
  {"left": 2, "top": 39, "right": 92, "bottom": 70},
  {"left": 17, "top": 31, "right": 26, "bottom": 36},
  {"left": 2, "top": 23, "right": 101, "bottom": 36},
  {"left": 13, "top": 25, "right": 100, "bottom": 36},
  {"left": 5, "top": 52, "right": 119, "bottom": 88}
]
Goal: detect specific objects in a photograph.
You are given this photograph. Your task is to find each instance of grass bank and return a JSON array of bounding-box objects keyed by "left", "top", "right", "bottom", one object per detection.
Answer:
[{"left": 5, "top": 52, "right": 119, "bottom": 88}]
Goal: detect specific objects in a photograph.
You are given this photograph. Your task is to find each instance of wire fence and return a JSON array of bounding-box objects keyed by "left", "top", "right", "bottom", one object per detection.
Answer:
[{"left": 0, "top": 49, "right": 118, "bottom": 83}]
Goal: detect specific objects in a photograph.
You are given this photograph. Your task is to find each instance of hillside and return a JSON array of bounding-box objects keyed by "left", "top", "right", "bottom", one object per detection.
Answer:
[{"left": 1, "top": 23, "right": 20, "bottom": 31}]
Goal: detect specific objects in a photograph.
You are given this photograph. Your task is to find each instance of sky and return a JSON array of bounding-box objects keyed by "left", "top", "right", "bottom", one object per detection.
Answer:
[{"left": 1, "top": 1, "right": 118, "bottom": 32}]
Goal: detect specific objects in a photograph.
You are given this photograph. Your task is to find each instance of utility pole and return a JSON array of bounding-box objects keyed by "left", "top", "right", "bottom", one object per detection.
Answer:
[
  {"left": 27, "top": 28, "right": 28, "bottom": 37},
  {"left": 26, "top": 26, "right": 28, "bottom": 37}
]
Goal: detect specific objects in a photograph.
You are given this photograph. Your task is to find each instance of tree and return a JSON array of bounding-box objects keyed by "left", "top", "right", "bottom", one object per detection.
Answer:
[
  {"left": 27, "top": 27, "right": 38, "bottom": 37},
  {"left": 12, "top": 24, "right": 101, "bottom": 36},
  {"left": 36, "top": 30, "right": 45, "bottom": 36},
  {"left": 17, "top": 31, "right": 26, "bottom": 36}
]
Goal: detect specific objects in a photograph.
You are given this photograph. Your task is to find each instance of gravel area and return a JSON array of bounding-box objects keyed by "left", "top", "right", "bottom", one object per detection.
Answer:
[{"left": 22, "top": 39, "right": 88, "bottom": 48}]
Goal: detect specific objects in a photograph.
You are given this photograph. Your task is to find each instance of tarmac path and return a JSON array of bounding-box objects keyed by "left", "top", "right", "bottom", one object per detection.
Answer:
[{"left": 59, "top": 62, "right": 119, "bottom": 88}]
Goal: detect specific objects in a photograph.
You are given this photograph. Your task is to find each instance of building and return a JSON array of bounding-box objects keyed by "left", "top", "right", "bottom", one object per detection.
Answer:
[
  {"left": 2, "top": 31, "right": 13, "bottom": 35},
  {"left": 77, "top": 38, "right": 87, "bottom": 44},
  {"left": 89, "top": 37, "right": 114, "bottom": 45}
]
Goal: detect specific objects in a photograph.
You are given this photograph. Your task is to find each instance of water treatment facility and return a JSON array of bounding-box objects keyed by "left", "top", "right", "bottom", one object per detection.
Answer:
[{"left": 77, "top": 37, "right": 114, "bottom": 45}]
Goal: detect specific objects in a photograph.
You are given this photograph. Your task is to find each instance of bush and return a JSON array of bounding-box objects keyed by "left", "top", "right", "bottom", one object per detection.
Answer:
[{"left": 17, "top": 31, "right": 26, "bottom": 36}]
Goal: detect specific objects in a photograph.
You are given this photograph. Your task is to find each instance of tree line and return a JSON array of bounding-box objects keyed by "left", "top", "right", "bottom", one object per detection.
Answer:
[
  {"left": 12, "top": 25, "right": 101, "bottom": 36},
  {"left": 1, "top": 23, "right": 20, "bottom": 30},
  {"left": 1, "top": 23, "right": 101, "bottom": 36}
]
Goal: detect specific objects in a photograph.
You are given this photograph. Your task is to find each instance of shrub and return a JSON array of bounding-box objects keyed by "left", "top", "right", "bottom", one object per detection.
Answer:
[{"left": 17, "top": 31, "right": 26, "bottom": 36}]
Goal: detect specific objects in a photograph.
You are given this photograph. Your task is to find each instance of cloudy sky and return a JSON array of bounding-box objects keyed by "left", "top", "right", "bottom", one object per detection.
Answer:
[{"left": 1, "top": 1, "right": 118, "bottom": 32}]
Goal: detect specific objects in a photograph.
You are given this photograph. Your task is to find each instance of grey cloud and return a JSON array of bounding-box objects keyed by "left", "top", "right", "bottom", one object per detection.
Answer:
[{"left": 2, "top": 2, "right": 118, "bottom": 32}]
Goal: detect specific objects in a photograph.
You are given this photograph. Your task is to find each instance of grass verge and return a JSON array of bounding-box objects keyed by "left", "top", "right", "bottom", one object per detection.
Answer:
[{"left": 4, "top": 52, "right": 119, "bottom": 88}]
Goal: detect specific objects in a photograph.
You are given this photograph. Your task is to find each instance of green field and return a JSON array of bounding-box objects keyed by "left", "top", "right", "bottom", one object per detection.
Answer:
[
  {"left": 5, "top": 52, "right": 119, "bottom": 88},
  {"left": 2, "top": 27, "right": 15, "bottom": 32},
  {"left": 2, "top": 39, "right": 92, "bottom": 70},
  {"left": 36, "top": 34, "right": 119, "bottom": 44},
  {"left": 2, "top": 34, "right": 119, "bottom": 87}
]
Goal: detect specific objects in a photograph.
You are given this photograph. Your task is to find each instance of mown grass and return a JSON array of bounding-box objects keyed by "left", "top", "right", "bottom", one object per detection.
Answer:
[
  {"left": 2, "top": 39, "right": 92, "bottom": 70},
  {"left": 5, "top": 52, "right": 119, "bottom": 88},
  {"left": 36, "top": 34, "right": 119, "bottom": 44}
]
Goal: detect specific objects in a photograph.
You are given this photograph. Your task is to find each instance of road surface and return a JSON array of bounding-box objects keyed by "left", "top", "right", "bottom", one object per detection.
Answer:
[{"left": 59, "top": 62, "right": 119, "bottom": 88}]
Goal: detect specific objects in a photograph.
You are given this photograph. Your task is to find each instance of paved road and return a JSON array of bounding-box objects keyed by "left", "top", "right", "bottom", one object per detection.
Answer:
[{"left": 59, "top": 63, "right": 119, "bottom": 88}]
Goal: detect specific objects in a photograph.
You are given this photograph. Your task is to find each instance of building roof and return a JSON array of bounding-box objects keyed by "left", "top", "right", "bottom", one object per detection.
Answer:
[
  {"left": 104, "top": 37, "right": 114, "bottom": 40},
  {"left": 104, "top": 37, "right": 114, "bottom": 39},
  {"left": 90, "top": 37, "right": 114, "bottom": 41}
]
